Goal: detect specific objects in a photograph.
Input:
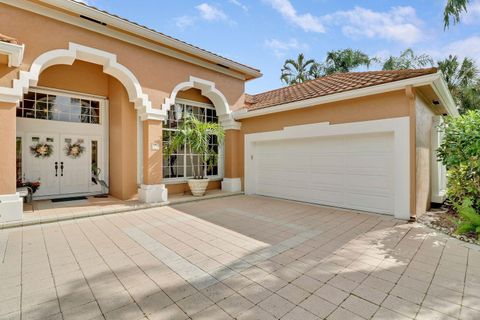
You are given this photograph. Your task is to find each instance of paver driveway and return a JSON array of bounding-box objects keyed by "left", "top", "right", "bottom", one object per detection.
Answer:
[{"left": 1, "top": 195, "right": 479, "bottom": 320}]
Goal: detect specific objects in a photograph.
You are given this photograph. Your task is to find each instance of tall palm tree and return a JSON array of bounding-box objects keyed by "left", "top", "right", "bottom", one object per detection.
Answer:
[
  {"left": 444, "top": 0, "right": 470, "bottom": 28},
  {"left": 382, "top": 49, "right": 433, "bottom": 70},
  {"left": 438, "top": 55, "right": 480, "bottom": 113},
  {"left": 280, "top": 53, "right": 317, "bottom": 85},
  {"left": 322, "top": 49, "right": 374, "bottom": 75}
]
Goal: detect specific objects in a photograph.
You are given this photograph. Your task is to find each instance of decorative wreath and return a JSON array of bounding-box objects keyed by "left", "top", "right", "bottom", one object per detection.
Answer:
[
  {"left": 65, "top": 141, "right": 85, "bottom": 159},
  {"left": 30, "top": 142, "right": 54, "bottom": 159}
]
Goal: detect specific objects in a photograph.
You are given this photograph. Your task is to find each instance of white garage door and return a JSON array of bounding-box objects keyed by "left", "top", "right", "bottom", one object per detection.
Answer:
[{"left": 252, "top": 132, "right": 394, "bottom": 214}]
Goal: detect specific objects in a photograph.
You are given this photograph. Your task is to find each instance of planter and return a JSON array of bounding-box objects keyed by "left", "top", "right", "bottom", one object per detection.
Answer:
[{"left": 188, "top": 178, "right": 209, "bottom": 196}]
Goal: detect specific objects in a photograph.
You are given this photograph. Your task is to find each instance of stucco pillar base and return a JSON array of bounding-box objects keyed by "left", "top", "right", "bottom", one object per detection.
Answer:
[
  {"left": 221, "top": 178, "right": 242, "bottom": 192},
  {"left": 0, "top": 193, "right": 23, "bottom": 223},
  {"left": 138, "top": 184, "right": 168, "bottom": 203}
]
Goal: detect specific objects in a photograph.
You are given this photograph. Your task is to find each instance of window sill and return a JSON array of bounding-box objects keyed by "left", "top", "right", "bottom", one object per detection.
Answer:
[{"left": 163, "top": 177, "right": 223, "bottom": 185}]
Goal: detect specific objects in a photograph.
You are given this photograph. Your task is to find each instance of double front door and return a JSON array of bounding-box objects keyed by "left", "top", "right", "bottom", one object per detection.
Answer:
[{"left": 24, "top": 133, "right": 102, "bottom": 198}]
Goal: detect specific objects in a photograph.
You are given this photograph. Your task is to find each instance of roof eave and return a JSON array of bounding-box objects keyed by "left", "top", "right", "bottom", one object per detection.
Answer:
[
  {"left": 234, "top": 73, "right": 449, "bottom": 120},
  {"left": 36, "top": 0, "right": 262, "bottom": 78},
  {"left": 431, "top": 72, "right": 459, "bottom": 117}
]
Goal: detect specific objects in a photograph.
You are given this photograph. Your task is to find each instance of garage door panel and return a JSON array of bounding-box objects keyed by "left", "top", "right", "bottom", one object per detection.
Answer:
[
  {"left": 344, "top": 192, "right": 392, "bottom": 213},
  {"left": 345, "top": 173, "right": 392, "bottom": 190},
  {"left": 252, "top": 133, "right": 394, "bottom": 215}
]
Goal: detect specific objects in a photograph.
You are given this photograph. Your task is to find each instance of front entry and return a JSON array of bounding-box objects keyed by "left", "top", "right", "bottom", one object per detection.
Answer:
[
  {"left": 16, "top": 88, "right": 108, "bottom": 199},
  {"left": 24, "top": 133, "right": 102, "bottom": 197}
]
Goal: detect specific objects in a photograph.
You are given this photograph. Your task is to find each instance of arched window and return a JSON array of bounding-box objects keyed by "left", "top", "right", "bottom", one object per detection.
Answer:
[{"left": 162, "top": 99, "right": 222, "bottom": 181}]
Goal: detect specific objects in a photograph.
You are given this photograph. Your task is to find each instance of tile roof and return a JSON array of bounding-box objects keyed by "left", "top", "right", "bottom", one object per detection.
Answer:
[
  {"left": 69, "top": 1, "right": 260, "bottom": 74},
  {"left": 0, "top": 33, "right": 19, "bottom": 45},
  {"left": 246, "top": 68, "right": 438, "bottom": 111}
]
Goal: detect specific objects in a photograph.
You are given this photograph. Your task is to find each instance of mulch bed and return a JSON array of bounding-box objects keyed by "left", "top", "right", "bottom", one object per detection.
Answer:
[{"left": 418, "top": 205, "right": 480, "bottom": 245}]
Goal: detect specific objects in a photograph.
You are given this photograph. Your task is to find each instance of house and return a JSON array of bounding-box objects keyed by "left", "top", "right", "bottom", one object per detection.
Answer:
[{"left": 0, "top": 0, "right": 457, "bottom": 223}]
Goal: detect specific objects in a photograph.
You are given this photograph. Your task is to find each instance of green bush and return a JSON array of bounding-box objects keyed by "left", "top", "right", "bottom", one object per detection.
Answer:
[
  {"left": 437, "top": 110, "right": 480, "bottom": 210},
  {"left": 454, "top": 198, "right": 480, "bottom": 237}
]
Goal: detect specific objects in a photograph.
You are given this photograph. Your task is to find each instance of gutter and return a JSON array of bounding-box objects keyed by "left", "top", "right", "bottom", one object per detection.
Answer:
[
  {"left": 234, "top": 72, "right": 458, "bottom": 120},
  {"left": 36, "top": 0, "right": 262, "bottom": 79}
]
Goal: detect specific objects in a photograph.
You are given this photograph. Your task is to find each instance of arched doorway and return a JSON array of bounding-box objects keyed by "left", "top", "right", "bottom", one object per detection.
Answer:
[{"left": 12, "top": 43, "right": 155, "bottom": 200}]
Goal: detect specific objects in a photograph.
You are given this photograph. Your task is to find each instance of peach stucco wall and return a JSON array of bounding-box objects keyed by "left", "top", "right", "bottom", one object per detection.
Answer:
[
  {"left": 0, "top": 3, "right": 246, "bottom": 111},
  {"left": 38, "top": 61, "right": 110, "bottom": 97},
  {"left": 415, "top": 95, "right": 436, "bottom": 216},
  {"left": 0, "top": 103, "right": 16, "bottom": 195},
  {"left": 108, "top": 78, "right": 137, "bottom": 200}
]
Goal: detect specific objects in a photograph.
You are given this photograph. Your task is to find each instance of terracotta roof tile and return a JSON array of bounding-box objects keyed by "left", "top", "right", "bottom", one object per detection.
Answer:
[
  {"left": 246, "top": 68, "right": 437, "bottom": 111},
  {"left": 0, "top": 33, "right": 19, "bottom": 45}
]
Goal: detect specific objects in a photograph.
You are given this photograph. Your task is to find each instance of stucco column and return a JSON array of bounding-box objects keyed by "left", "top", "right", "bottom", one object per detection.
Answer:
[
  {"left": 0, "top": 102, "right": 23, "bottom": 222},
  {"left": 222, "top": 129, "right": 242, "bottom": 192},
  {"left": 138, "top": 119, "right": 168, "bottom": 203}
]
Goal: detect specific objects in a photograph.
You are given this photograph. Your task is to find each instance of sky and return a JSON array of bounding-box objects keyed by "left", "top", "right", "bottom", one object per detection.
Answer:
[{"left": 81, "top": 0, "right": 480, "bottom": 94}]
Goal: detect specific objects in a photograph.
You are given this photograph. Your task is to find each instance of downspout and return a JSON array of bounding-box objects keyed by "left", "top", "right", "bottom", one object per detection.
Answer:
[{"left": 406, "top": 86, "right": 417, "bottom": 222}]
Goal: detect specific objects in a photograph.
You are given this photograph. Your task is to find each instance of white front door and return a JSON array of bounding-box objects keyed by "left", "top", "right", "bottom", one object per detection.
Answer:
[
  {"left": 59, "top": 135, "right": 90, "bottom": 194},
  {"left": 24, "top": 133, "right": 61, "bottom": 197},
  {"left": 24, "top": 133, "right": 103, "bottom": 197}
]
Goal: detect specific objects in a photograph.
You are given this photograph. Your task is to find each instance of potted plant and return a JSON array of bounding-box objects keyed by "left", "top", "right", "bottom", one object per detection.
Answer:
[{"left": 166, "top": 114, "right": 225, "bottom": 196}]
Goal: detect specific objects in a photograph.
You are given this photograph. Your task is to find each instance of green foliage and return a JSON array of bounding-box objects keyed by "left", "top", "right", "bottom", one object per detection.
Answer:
[
  {"left": 453, "top": 198, "right": 480, "bottom": 237},
  {"left": 437, "top": 55, "right": 480, "bottom": 113},
  {"left": 280, "top": 49, "right": 374, "bottom": 85},
  {"left": 321, "top": 49, "right": 375, "bottom": 76},
  {"left": 382, "top": 49, "right": 433, "bottom": 70},
  {"left": 444, "top": 0, "right": 470, "bottom": 28},
  {"left": 437, "top": 110, "right": 480, "bottom": 209},
  {"left": 280, "top": 53, "right": 317, "bottom": 85},
  {"left": 165, "top": 114, "right": 225, "bottom": 179}
]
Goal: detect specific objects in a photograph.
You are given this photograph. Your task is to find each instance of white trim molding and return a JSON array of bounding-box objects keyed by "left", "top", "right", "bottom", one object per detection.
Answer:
[
  {"left": 431, "top": 116, "right": 447, "bottom": 203},
  {"left": 0, "top": 42, "right": 162, "bottom": 120},
  {"left": 0, "top": 41, "right": 24, "bottom": 67},
  {"left": 234, "top": 72, "right": 458, "bottom": 120},
  {"left": 162, "top": 76, "right": 241, "bottom": 130},
  {"left": 221, "top": 178, "right": 242, "bottom": 192},
  {"left": 0, "top": 193, "right": 23, "bottom": 223},
  {"left": 138, "top": 184, "right": 168, "bottom": 203},
  {"left": 244, "top": 117, "right": 411, "bottom": 220}
]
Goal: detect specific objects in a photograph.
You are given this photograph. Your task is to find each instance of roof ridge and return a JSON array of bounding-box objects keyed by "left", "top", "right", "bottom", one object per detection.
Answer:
[{"left": 249, "top": 68, "right": 438, "bottom": 98}]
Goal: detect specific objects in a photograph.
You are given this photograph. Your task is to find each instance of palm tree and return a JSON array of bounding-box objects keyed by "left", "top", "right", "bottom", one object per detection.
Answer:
[
  {"left": 280, "top": 53, "right": 317, "bottom": 85},
  {"left": 322, "top": 49, "right": 374, "bottom": 75},
  {"left": 444, "top": 0, "right": 470, "bottom": 28},
  {"left": 438, "top": 55, "right": 480, "bottom": 113},
  {"left": 382, "top": 49, "right": 433, "bottom": 70},
  {"left": 166, "top": 115, "right": 224, "bottom": 179}
]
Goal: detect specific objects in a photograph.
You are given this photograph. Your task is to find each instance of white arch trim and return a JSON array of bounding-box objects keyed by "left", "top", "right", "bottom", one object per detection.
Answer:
[
  {"left": 0, "top": 42, "right": 161, "bottom": 120},
  {"left": 161, "top": 76, "right": 241, "bottom": 130}
]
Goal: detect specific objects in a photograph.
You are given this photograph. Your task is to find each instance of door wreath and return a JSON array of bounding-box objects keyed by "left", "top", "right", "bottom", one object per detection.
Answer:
[
  {"left": 30, "top": 142, "right": 54, "bottom": 158},
  {"left": 65, "top": 141, "right": 85, "bottom": 159}
]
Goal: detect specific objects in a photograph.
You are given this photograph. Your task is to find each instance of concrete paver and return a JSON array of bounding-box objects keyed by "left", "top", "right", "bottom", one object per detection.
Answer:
[{"left": 0, "top": 195, "right": 478, "bottom": 320}]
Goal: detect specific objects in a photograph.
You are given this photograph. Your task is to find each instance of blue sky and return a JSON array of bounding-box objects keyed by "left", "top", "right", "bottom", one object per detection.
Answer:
[{"left": 83, "top": 0, "right": 480, "bottom": 94}]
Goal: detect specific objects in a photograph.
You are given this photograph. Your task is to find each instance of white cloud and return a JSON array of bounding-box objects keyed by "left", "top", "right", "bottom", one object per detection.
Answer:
[
  {"left": 229, "top": 0, "right": 248, "bottom": 12},
  {"left": 324, "top": 6, "right": 423, "bottom": 45},
  {"left": 264, "top": 0, "right": 325, "bottom": 33},
  {"left": 264, "top": 38, "right": 308, "bottom": 58},
  {"left": 196, "top": 3, "right": 228, "bottom": 21},
  {"left": 175, "top": 15, "right": 195, "bottom": 30},
  {"left": 445, "top": 36, "right": 480, "bottom": 62},
  {"left": 462, "top": 0, "right": 480, "bottom": 24}
]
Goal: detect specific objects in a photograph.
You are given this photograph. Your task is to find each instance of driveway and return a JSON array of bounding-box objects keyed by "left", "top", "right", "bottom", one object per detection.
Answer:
[{"left": 1, "top": 195, "right": 479, "bottom": 320}]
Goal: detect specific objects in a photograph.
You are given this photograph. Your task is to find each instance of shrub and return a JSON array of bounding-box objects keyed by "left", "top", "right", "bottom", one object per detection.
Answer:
[
  {"left": 454, "top": 198, "right": 480, "bottom": 238},
  {"left": 437, "top": 110, "right": 480, "bottom": 210}
]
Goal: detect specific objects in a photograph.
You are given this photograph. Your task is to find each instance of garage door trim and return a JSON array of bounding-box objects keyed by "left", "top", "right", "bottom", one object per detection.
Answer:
[{"left": 244, "top": 117, "right": 410, "bottom": 220}]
